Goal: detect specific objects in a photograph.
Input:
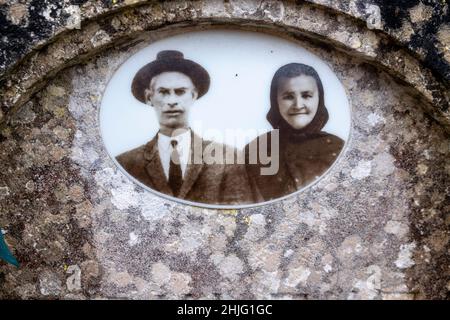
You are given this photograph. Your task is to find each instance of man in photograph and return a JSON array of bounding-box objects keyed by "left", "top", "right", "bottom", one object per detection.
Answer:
[{"left": 116, "top": 50, "right": 254, "bottom": 205}]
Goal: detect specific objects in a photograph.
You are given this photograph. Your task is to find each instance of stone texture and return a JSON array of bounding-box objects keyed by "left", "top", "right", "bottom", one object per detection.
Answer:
[
  {"left": 0, "top": 1, "right": 448, "bottom": 133},
  {"left": 0, "top": 0, "right": 448, "bottom": 300},
  {"left": 0, "top": 27, "right": 448, "bottom": 299},
  {"left": 0, "top": 0, "right": 447, "bottom": 82},
  {"left": 308, "top": 0, "right": 450, "bottom": 82}
]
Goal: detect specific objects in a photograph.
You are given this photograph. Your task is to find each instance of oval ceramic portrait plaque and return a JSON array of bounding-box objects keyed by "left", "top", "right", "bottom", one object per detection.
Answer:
[{"left": 100, "top": 30, "right": 351, "bottom": 208}]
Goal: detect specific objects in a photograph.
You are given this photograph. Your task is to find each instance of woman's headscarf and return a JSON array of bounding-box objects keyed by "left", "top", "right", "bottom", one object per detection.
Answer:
[{"left": 266, "top": 63, "right": 329, "bottom": 140}]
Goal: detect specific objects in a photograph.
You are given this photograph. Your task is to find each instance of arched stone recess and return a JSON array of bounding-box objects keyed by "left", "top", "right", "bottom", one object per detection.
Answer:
[
  {"left": 0, "top": 1, "right": 448, "bottom": 130},
  {"left": 0, "top": 1, "right": 448, "bottom": 299}
]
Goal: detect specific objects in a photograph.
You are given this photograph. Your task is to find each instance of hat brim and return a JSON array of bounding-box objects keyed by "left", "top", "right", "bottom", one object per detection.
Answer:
[{"left": 131, "top": 58, "right": 210, "bottom": 103}]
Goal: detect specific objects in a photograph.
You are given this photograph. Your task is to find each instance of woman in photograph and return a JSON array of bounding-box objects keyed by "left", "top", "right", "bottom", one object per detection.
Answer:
[{"left": 245, "top": 63, "right": 344, "bottom": 202}]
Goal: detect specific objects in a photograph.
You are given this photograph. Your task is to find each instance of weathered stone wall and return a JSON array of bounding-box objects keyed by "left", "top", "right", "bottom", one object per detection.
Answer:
[
  {"left": 1, "top": 1, "right": 449, "bottom": 82},
  {"left": 1, "top": 1, "right": 448, "bottom": 131},
  {"left": 0, "top": 1, "right": 448, "bottom": 300}
]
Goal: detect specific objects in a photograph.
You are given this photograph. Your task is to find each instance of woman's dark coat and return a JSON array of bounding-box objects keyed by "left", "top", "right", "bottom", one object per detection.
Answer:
[{"left": 245, "top": 131, "right": 344, "bottom": 202}]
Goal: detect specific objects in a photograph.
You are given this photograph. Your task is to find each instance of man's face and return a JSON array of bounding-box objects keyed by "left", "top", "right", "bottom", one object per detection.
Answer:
[{"left": 145, "top": 71, "right": 198, "bottom": 131}]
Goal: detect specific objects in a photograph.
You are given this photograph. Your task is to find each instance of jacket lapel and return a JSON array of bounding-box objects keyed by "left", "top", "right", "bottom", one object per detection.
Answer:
[
  {"left": 144, "top": 136, "right": 174, "bottom": 196},
  {"left": 177, "top": 132, "right": 205, "bottom": 199}
]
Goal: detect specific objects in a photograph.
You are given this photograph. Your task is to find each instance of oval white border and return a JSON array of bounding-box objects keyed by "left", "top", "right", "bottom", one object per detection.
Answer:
[{"left": 99, "top": 29, "right": 352, "bottom": 209}]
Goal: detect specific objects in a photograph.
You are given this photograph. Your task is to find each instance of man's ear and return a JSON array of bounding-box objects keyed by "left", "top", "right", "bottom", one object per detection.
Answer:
[
  {"left": 144, "top": 88, "right": 153, "bottom": 106},
  {"left": 192, "top": 89, "right": 198, "bottom": 100}
]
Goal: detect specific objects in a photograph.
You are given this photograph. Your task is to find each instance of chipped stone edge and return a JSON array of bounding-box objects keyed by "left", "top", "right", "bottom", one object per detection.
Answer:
[{"left": 0, "top": 1, "right": 449, "bottom": 132}]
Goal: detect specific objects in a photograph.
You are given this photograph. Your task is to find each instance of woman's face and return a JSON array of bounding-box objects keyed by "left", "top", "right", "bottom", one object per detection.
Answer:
[{"left": 277, "top": 75, "right": 319, "bottom": 130}]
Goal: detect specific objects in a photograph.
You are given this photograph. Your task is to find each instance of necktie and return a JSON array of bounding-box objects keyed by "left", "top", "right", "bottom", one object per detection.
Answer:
[{"left": 168, "top": 139, "right": 183, "bottom": 196}]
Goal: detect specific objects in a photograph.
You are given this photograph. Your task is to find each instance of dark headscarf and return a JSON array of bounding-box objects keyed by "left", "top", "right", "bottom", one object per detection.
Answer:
[{"left": 266, "top": 63, "right": 329, "bottom": 142}]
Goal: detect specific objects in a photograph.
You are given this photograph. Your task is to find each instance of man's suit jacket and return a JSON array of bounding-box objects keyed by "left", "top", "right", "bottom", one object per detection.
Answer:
[{"left": 116, "top": 132, "right": 255, "bottom": 205}]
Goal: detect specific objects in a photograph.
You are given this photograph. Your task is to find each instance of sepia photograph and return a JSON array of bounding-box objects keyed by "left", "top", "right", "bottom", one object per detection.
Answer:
[{"left": 100, "top": 30, "right": 351, "bottom": 208}]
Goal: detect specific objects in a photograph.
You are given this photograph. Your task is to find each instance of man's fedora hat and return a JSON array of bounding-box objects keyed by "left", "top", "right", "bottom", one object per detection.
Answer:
[{"left": 131, "top": 50, "right": 210, "bottom": 103}]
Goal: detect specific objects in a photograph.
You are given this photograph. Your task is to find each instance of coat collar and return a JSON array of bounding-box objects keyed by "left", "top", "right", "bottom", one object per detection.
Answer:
[
  {"left": 143, "top": 137, "right": 173, "bottom": 196},
  {"left": 143, "top": 130, "right": 206, "bottom": 199}
]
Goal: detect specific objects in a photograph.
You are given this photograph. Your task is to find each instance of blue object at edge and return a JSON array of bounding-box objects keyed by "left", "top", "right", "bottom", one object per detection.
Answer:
[{"left": 0, "top": 231, "right": 19, "bottom": 267}]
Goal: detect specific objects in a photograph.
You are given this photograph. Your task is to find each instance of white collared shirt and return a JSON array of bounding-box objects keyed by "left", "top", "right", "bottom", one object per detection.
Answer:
[{"left": 157, "top": 130, "right": 191, "bottom": 180}]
